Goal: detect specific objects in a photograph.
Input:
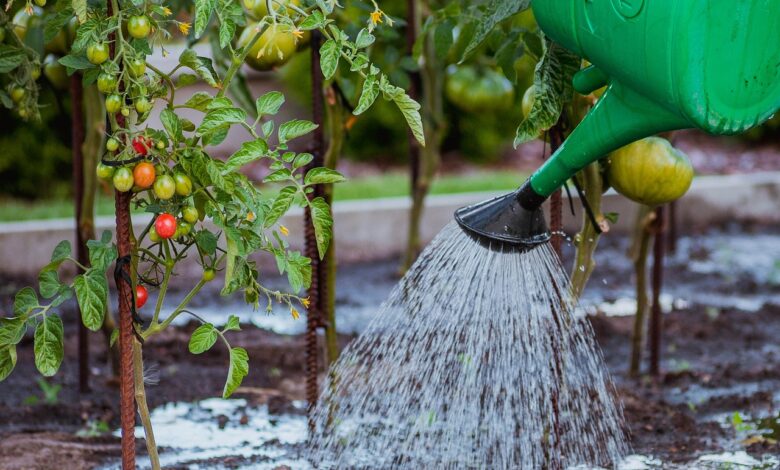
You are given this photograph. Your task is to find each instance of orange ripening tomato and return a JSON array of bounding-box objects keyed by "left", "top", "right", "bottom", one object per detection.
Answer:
[{"left": 133, "top": 162, "right": 156, "bottom": 189}]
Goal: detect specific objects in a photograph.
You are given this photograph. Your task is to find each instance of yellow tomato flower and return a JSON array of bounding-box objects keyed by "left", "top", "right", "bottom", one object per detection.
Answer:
[
  {"left": 162, "top": 6, "right": 172, "bottom": 16},
  {"left": 178, "top": 22, "right": 191, "bottom": 35},
  {"left": 292, "top": 29, "right": 305, "bottom": 39},
  {"left": 279, "top": 225, "right": 289, "bottom": 236},
  {"left": 290, "top": 307, "right": 300, "bottom": 320},
  {"left": 370, "top": 10, "right": 383, "bottom": 25},
  {"left": 301, "top": 297, "right": 311, "bottom": 308}
]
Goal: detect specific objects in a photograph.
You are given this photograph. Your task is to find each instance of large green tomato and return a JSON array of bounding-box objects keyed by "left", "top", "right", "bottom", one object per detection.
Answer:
[
  {"left": 238, "top": 23, "right": 297, "bottom": 71},
  {"left": 242, "top": 0, "right": 300, "bottom": 18},
  {"left": 606, "top": 137, "right": 694, "bottom": 206},
  {"left": 445, "top": 66, "right": 515, "bottom": 113}
]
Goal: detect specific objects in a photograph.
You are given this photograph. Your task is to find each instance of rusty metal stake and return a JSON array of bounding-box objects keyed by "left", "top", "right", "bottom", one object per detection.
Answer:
[
  {"left": 304, "top": 30, "right": 327, "bottom": 431},
  {"left": 648, "top": 205, "right": 665, "bottom": 376},
  {"left": 667, "top": 200, "right": 677, "bottom": 254},
  {"left": 71, "top": 73, "right": 90, "bottom": 393}
]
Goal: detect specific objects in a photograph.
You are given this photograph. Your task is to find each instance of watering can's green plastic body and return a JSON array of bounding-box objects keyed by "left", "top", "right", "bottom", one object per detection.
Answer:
[
  {"left": 455, "top": 0, "right": 780, "bottom": 250},
  {"left": 527, "top": 0, "right": 780, "bottom": 198}
]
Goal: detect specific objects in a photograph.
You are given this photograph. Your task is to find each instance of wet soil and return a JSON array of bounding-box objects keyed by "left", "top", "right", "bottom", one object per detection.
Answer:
[{"left": 2, "top": 227, "right": 780, "bottom": 468}]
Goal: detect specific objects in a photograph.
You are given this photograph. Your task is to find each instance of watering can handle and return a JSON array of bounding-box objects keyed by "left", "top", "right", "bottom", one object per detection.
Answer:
[{"left": 526, "top": 82, "right": 691, "bottom": 200}]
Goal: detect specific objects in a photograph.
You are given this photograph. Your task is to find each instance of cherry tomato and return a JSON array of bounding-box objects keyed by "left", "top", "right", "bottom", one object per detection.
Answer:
[
  {"left": 155, "top": 213, "right": 177, "bottom": 239},
  {"left": 97, "top": 73, "right": 118, "bottom": 93},
  {"left": 182, "top": 205, "right": 199, "bottom": 224},
  {"left": 127, "top": 15, "right": 151, "bottom": 39},
  {"left": 175, "top": 221, "right": 191, "bottom": 239},
  {"left": 132, "top": 136, "right": 152, "bottom": 155},
  {"left": 96, "top": 162, "right": 115, "bottom": 181},
  {"left": 155, "top": 140, "right": 165, "bottom": 150},
  {"left": 153, "top": 175, "right": 176, "bottom": 200},
  {"left": 135, "top": 96, "right": 152, "bottom": 114},
  {"left": 30, "top": 65, "right": 41, "bottom": 80},
  {"left": 148, "top": 226, "right": 161, "bottom": 243},
  {"left": 43, "top": 55, "right": 69, "bottom": 90},
  {"left": 126, "top": 58, "right": 146, "bottom": 78},
  {"left": 86, "top": 42, "right": 109, "bottom": 65},
  {"left": 113, "top": 167, "right": 134, "bottom": 192},
  {"left": 173, "top": 173, "right": 193, "bottom": 197},
  {"left": 202, "top": 269, "right": 216, "bottom": 282},
  {"left": 133, "top": 162, "right": 156, "bottom": 189},
  {"left": 121, "top": 107, "right": 130, "bottom": 117},
  {"left": 106, "top": 138, "right": 120, "bottom": 152},
  {"left": 10, "top": 87, "right": 25, "bottom": 103},
  {"left": 34, "top": 0, "right": 46, "bottom": 7},
  {"left": 105, "top": 94, "right": 122, "bottom": 114},
  {"left": 135, "top": 285, "right": 148, "bottom": 308}
]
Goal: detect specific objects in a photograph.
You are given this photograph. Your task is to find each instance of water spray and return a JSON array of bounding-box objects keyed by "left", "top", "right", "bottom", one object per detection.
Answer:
[{"left": 457, "top": 0, "right": 780, "bottom": 249}]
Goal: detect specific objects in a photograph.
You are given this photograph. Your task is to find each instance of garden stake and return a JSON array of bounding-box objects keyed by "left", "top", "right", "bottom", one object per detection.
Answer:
[
  {"left": 305, "top": 29, "right": 326, "bottom": 431},
  {"left": 456, "top": 1, "right": 780, "bottom": 250},
  {"left": 667, "top": 201, "right": 678, "bottom": 254},
  {"left": 71, "top": 73, "right": 90, "bottom": 393},
  {"left": 649, "top": 206, "right": 666, "bottom": 376}
]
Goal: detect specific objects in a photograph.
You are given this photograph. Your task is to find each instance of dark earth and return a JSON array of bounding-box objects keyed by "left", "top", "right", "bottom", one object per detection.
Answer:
[{"left": 1, "top": 222, "right": 780, "bottom": 469}]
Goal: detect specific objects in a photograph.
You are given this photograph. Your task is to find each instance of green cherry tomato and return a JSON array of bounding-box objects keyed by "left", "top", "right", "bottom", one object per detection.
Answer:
[
  {"left": 156, "top": 140, "right": 165, "bottom": 150},
  {"left": 202, "top": 269, "right": 216, "bottom": 282},
  {"left": 10, "top": 87, "right": 25, "bottom": 103},
  {"left": 177, "top": 221, "right": 192, "bottom": 237},
  {"left": 126, "top": 58, "right": 146, "bottom": 78},
  {"left": 105, "top": 94, "right": 122, "bottom": 114},
  {"left": 34, "top": 0, "right": 46, "bottom": 7},
  {"left": 43, "top": 55, "right": 69, "bottom": 90},
  {"left": 86, "top": 42, "right": 110, "bottom": 65},
  {"left": 182, "top": 205, "right": 199, "bottom": 224},
  {"left": 148, "top": 226, "right": 161, "bottom": 243},
  {"left": 135, "top": 96, "right": 152, "bottom": 114},
  {"left": 106, "top": 138, "right": 120, "bottom": 152},
  {"left": 127, "top": 15, "right": 152, "bottom": 39},
  {"left": 30, "top": 65, "right": 41, "bottom": 81},
  {"left": 153, "top": 175, "right": 176, "bottom": 200},
  {"left": 113, "top": 167, "right": 134, "bottom": 192},
  {"left": 173, "top": 173, "right": 193, "bottom": 197},
  {"left": 96, "top": 162, "right": 115, "bottom": 181},
  {"left": 97, "top": 73, "right": 118, "bottom": 93},
  {"left": 121, "top": 107, "right": 130, "bottom": 117}
]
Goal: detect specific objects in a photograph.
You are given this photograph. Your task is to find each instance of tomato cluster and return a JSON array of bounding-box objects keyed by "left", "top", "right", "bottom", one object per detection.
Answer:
[{"left": 445, "top": 65, "right": 515, "bottom": 113}]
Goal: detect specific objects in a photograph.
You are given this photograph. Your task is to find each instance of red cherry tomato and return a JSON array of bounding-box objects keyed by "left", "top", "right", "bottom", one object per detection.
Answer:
[
  {"left": 132, "top": 136, "right": 153, "bottom": 156},
  {"left": 155, "top": 213, "right": 177, "bottom": 239},
  {"left": 136, "top": 285, "right": 148, "bottom": 309}
]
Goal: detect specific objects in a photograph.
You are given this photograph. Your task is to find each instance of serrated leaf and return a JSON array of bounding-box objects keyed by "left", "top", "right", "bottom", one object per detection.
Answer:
[
  {"left": 86, "top": 238, "right": 117, "bottom": 272},
  {"left": 224, "top": 139, "right": 268, "bottom": 172},
  {"left": 293, "top": 153, "right": 313, "bottom": 169},
  {"left": 193, "top": 0, "right": 217, "bottom": 39},
  {"left": 183, "top": 91, "right": 214, "bottom": 111},
  {"left": 198, "top": 107, "right": 247, "bottom": 135},
  {"left": 195, "top": 230, "right": 218, "bottom": 256},
  {"left": 278, "top": 119, "right": 318, "bottom": 144},
  {"left": 255, "top": 91, "right": 285, "bottom": 117},
  {"left": 0, "top": 46, "right": 24, "bottom": 74},
  {"left": 0, "top": 346, "right": 17, "bottom": 382},
  {"left": 284, "top": 252, "right": 311, "bottom": 293},
  {"left": 223, "top": 347, "right": 249, "bottom": 398},
  {"left": 264, "top": 168, "right": 293, "bottom": 183},
  {"left": 305, "top": 167, "right": 345, "bottom": 185},
  {"left": 72, "top": 0, "right": 87, "bottom": 23},
  {"left": 308, "top": 197, "right": 333, "bottom": 259},
  {"left": 161, "top": 108, "right": 183, "bottom": 141},
  {"left": 319, "top": 39, "right": 340, "bottom": 80},
  {"left": 514, "top": 39, "right": 580, "bottom": 146},
  {"left": 223, "top": 315, "right": 241, "bottom": 332},
  {"left": 381, "top": 80, "right": 425, "bottom": 146},
  {"left": 179, "top": 49, "right": 218, "bottom": 87},
  {"left": 265, "top": 186, "right": 296, "bottom": 228},
  {"left": 461, "top": 0, "right": 530, "bottom": 61},
  {"left": 189, "top": 323, "right": 218, "bottom": 354},
  {"left": 219, "top": 19, "right": 236, "bottom": 49},
  {"left": 354, "top": 73, "right": 379, "bottom": 115},
  {"left": 14, "top": 287, "right": 38, "bottom": 317},
  {"left": 45, "top": 8, "right": 74, "bottom": 43},
  {"left": 0, "top": 317, "right": 27, "bottom": 346},
  {"left": 73, "top": 271, "right": 107, "bottom": 331},
  {"left": 299, "top": 10, "right": 326, "bottom": 30},
  {"left": 34, "top": 316, "right": 64, "bottom": 377}
]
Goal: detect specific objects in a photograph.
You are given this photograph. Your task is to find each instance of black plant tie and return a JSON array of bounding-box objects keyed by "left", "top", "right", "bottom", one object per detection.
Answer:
[
  {"left": 571, "top": 176, "right": 604, "bottom": 235},
  {"left": 562, "top": 181, "right": 577, "bottom": 217},
  {"left": 101, "top": 152, "right": 144, "bottom": 167},
  {"left": 114, "top": 255, "right": 146, "bottom": 343}
]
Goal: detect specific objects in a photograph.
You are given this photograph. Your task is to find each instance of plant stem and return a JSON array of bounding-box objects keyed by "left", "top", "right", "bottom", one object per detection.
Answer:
[
  {"left": 151, "top": 278, "right": 208, "bottom": 335},
  {"left": 629, "top": 205, "right": 655, "bottom": 377},
  {"left": 569, "top": 165, "right": 607, "bottom": 300},
  {"left": 132, "top": 340, "right": 160, "bottom": 470}
]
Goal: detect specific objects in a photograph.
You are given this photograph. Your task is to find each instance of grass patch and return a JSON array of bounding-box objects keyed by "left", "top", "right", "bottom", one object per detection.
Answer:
[{"left": 0, "top": 170, "right": 526, "bottom": 222}]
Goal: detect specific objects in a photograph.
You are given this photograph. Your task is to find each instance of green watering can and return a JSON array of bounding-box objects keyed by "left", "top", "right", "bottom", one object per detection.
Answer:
[{"left": 456, "top": 0, "right": 780, "bottom": 250}]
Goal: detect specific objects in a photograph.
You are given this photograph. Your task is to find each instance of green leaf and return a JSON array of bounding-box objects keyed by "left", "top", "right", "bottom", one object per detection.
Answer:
[
  {"left": 58, "top": 54, "right": 95, "bottom": 72},
  {"left": 198, "top": 107, "right": 247, "bottom": 135},
  {"left": 193, "top": 0, "right": 217, "bottom": 39},
  {"left": 14, "top": 287, "right": 38, "bottom": 317},
  {"left": 189, "top": 323, "right": 218, "bottom": 354},
  {"left": 381, "top": 79, "right": 425, "bottom": 146},
  {"left": 45, "top": 8, "right": 75, "bottom": 43},
  {"left": 161, "top": 108, "right": 183, "bottom": 141},
  {"left": 265, "top": 186, "right": 297, "bottom": 228},
  {"left": 355, "top": 29, "right": 375, "bottom": 49},
  {"left": 461, "top": 0, "right": 530, "bottom": 61},
  {"left": 223, "top": 315, "right": 241, "bottom": 332},
  {"left": 0, "top": 346, "right": 17, "bottom": 382},
  {"left": 354, "top": 72, "right": 379, "bottom": 115},
  {"left": 514, "top": 39, "right": 580, "bottom": 146},
  {"left": 50, "top": 240, "right": 71, "bottom": 264},
  {"left": 319, "top": 39, "right": 340, "bottom": 80},
  {"left": 255, "top": 91, "right": 285, "bottom": 116},
  {"left": 179, "top": 49, "right": 218, "bottom": 87},
  {"left": 0, "top": 317, "right": 27, "bottom": 346},
  {"left": 0, "top": 46, "right": 25, "bottom": 74},
  {"left": 293, "top": 153, "right": 313, "bottom": 169},
  {"left": 263, "top": 168, "right": 293, "bottom": 183},
  {"left": 278, "top": 119, "right": 318, "bottom": 144},
  {"left": 86, "top": 236, "right": 117, "bottom": 272},
  {"left": 299, "top": 10, "right": 326, "bottom": 30},
  {"left": 183, "top": 91, "right": 214, "bottom": 111},
  {"left": 38, "top": 269, "right": 62, "bottom": 299},
  {"left": 433, "top": 21, "right": 455, "bottom": 61},
  {"left": 224, "top": 139, "right": 268, "bottom": 172},
  {"left": 309, "top": 197, "right": 333, "bottom": 259},
  {"left": 223, "top": 347, "right": 249, "bottom": 398},
  {"left": 73, "top": 271, "right": 108, "bottom": 332},
  {"left": 110, "top": 329, "right": 119, "bottom": 348},
  {"left": 195, "top": 230, "right": 218, "bottom": 256},
  {"left": 284, "top": 251, "right": 311, "bottom": 293},
  {"left": 34, "top": 316, "right": 64, "bottom": 377},
  {"left": 305, "top": 167, "right": 345, "bottom": 185},
  {"left": 219, "top": 19, "right": 236, "bottom": 50}
]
